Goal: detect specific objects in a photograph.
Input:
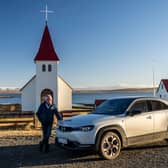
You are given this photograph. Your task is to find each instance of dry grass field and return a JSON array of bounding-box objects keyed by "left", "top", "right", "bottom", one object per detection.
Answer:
[{"left": 0, "top": 129, "right": 168, "bottom": 168}]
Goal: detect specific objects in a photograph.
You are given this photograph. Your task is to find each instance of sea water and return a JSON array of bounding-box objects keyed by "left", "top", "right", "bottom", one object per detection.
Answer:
[
  {"left": 0, "top": 94, "right": 21, "bottom": 104},
  {"left": 73, "top": 92, "right": 153, "bottom": 104},
  {"left": 0, "top": 92, "right": 153, "bottom": 105}
]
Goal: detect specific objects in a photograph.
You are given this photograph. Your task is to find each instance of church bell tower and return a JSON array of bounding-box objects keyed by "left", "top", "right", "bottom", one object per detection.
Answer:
[{"left": 34, "top": 23, "right": 60, "bottom": 111}]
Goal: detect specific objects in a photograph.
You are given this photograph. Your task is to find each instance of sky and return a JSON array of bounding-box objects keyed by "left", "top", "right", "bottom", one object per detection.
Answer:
[{"left": 0, "top": 0, "right": 168, "bottom": 89}]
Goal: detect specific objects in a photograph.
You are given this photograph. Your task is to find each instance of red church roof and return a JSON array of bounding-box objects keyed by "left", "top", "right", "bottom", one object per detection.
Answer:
[
  {"left": 34, "top": 24, "right": 60, "bottom": 61},
  {"left": 161, "top": 79, "right": 168, "bottom": 92}
]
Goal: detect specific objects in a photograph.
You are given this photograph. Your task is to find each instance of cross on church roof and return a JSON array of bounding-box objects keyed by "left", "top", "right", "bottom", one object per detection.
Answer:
[{"left": 40, "top": 5, "right": 54, "bottom": 23}]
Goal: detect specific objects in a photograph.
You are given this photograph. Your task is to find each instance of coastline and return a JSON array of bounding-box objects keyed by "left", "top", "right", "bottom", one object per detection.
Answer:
[{"left": 0, "top": 88, "right": 154, "bottom": 107}]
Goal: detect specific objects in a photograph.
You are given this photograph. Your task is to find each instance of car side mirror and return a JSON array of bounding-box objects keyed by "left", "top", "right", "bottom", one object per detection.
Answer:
[{"left": 128, "top": 110, "right": 142, "bottom": 116}]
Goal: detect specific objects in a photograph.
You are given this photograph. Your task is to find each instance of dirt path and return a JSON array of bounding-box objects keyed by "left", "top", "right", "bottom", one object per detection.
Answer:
[
  {"left": 0, "top": 130, "right": 41, "bottom": 138},
  {"left": 0, "top": 130, "right": 168, "bottom": 168}
]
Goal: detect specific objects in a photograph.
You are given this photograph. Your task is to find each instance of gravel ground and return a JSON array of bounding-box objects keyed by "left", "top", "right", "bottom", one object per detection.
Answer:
[{"left": 0, "top": 130, "right": 168, "bottom": 168}]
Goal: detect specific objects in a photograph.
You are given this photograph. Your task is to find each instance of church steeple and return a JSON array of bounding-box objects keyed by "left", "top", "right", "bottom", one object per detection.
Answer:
[{"left": 34, "top": 24, "right": 60, "bottom": 61}]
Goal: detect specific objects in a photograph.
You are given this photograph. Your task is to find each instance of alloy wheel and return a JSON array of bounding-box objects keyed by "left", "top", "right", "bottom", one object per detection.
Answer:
[{"left": 100, "top": 132, "right": 121, "bottom": 160}]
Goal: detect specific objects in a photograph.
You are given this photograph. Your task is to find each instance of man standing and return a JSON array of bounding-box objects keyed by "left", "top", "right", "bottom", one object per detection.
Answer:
[{"left": 36, "top": 94, "right": 62, "bottom": 153}]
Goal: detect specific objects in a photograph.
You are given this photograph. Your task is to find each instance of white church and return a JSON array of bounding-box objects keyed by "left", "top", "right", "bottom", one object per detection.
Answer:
[{"left": 21, "top": 23, "right": 72, "bottom": 112}]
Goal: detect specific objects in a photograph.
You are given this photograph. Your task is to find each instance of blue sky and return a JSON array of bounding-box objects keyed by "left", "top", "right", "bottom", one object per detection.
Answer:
[{"left": 0, "top": 0, "right": 168, "bottom": 89}]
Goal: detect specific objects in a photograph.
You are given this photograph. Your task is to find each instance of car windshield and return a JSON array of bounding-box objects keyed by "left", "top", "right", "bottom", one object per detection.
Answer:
[{"left": 92, "top": 98, "right": 135, "bottom": 115}]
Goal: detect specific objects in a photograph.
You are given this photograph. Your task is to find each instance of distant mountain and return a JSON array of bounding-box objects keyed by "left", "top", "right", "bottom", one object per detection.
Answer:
[
  {"left": 73, "top": 87, "right": 156, "bottom": 93},
  {"left": 0, "top": 88, "right": 21, "bottom": 94}
]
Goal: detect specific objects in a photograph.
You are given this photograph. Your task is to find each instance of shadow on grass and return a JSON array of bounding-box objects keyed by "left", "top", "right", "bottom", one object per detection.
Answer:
[
  {"left": 0, "top": 144, "right": 101, "bottom": 167},
  {"left": 0, "top": 141, "right": 167, "bottom": 167}
]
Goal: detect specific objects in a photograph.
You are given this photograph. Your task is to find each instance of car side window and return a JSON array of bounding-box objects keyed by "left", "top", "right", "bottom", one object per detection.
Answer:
[
  {"left": 130, "top": 101, "right": 148, "bottom": 113},
  {"left": 150, "top": 100, "right": 168, "bottom": 111}
]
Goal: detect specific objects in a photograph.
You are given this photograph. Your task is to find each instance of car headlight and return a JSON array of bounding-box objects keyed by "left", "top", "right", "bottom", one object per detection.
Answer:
[{"left": 76, "top": 125, "right": 94, "bottom": 132}]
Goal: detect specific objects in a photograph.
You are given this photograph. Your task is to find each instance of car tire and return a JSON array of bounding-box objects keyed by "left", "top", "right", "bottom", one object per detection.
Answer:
[{"left": 99, "top": 131, "right": 121, "bottom": 160}]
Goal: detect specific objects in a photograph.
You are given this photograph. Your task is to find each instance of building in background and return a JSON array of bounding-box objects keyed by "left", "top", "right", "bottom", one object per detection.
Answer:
[{"left": 156, "top": 79, "right": 168, "bottom": 100}]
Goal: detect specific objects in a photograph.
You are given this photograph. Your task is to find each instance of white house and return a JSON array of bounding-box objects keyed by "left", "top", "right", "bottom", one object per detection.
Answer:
[
  {"left": 21, "top": 23, "right": 72, "bottom": 112},
  {"left": 156, "top": 79, "right": 168, "bottom": 100}
]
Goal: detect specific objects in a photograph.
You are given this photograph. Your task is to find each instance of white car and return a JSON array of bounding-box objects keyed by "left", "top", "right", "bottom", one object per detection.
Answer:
[{"left": 55, "top": 97, "right": 168, "bottom": 160}]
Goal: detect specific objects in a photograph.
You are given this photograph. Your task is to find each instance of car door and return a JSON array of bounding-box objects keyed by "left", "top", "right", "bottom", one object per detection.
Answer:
[
  {"left": 149, "top": 100, "right": 168, "bottom": 138},
  {"left": 125, "top": 100, "right": 154, "bottom": 143}
]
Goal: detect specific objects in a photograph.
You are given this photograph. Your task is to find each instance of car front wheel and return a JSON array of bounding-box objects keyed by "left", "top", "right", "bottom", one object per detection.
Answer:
[{"left": 99, "top": 132, "right": 121, "bottom": 160}]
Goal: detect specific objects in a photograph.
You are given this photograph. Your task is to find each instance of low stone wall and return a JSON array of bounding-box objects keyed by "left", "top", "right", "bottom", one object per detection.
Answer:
[
  {"left": 0, "top": 111, "right": 34, "bottom": 130},
  {"left": 34, "top": 109, "right": 92, "bottom": 128},
  {"left": 0, "top": 109, "right": 92, "bottom": 130},
  {"left": 0, "top": 104, "right": 21, "bottom": 112}
]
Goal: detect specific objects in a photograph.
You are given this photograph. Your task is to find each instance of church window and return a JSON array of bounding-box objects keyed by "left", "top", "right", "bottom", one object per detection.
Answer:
[
  {"left": 48, "top": 64, "right": 52, "bottom": 72},
  {"left": 42, "top": 64, "right": 46, "bottom": 72}
]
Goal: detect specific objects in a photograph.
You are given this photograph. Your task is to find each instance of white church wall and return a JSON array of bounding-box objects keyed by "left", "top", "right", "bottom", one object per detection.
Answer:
[
  {"left": 36, "top": 61, "right": 58, "bottom": 111},
  {"left": 21, "top": 77, "right": 36, "bottom": 112},
  {"left": 157, "top": 81, "right": 168, "bottom": 100},
  {"left": 58, "top": 76, "right": 72, "bottom": 111}
]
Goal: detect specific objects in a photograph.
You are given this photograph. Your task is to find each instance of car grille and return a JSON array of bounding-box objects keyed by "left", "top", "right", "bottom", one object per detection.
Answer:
[{"left": 59, "top": 126, "right": 73, "bottom": 132}]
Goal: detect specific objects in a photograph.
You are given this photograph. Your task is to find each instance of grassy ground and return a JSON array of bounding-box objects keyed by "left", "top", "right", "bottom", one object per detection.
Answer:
[
  {"left": 0, "top": 129, "right": 168, "bottom": 168},
  {"left": 0, "top": 129, "right": 42, "bottom": 137}
]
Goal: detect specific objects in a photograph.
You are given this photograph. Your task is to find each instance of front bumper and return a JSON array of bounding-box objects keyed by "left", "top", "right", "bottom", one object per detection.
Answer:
[
  {"left": 55, "top": 137, "right": 94, "bottom": 150},
  {"left": 55, "top": 128, "right": 96, "bottom": 150}
]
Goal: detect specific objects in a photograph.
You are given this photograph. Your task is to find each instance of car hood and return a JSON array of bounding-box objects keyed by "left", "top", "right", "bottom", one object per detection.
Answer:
[{"left": 58, "top": 113, "right": 117, "bottom": 127}]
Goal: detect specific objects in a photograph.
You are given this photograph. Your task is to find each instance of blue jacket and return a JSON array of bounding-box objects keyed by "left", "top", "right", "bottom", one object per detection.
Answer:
[{"left": 36, "top": 102, "right": 62, "bottom": 125}]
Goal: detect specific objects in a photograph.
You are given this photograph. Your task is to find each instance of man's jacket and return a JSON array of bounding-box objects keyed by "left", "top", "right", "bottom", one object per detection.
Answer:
[{"left": 36, "top": 102, "right": 62, "bottom": 125}]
